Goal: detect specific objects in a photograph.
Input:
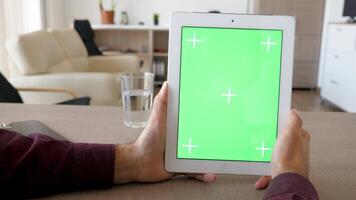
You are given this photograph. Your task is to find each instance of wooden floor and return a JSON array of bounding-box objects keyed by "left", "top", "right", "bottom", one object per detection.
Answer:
[{"left": 292, "top": 89, "right": 342, "bottom": 112}]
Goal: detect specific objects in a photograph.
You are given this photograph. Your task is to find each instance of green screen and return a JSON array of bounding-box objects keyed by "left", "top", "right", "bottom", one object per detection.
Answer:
[{"left": 177, "top": 27, "right": 283, "bottom": 162}]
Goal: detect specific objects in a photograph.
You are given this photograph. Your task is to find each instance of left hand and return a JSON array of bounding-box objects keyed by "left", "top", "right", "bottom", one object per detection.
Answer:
[
  {"left": 114, "top": 82, "right": 216, "bottom": 184},
  {"left": 255, "top": 176, "right": 271, "bottom": 190}
]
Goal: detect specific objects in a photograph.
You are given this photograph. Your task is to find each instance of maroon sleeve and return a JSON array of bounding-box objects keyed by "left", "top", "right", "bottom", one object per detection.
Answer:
[
  {"left": 0, "top": 129, "right": 115, "bottom": 198},
  {"left": 263, "top": 173, "right": 319, "bottom": 200}
]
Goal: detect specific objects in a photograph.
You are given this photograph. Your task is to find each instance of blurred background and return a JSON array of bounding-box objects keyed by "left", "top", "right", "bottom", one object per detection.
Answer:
[{"left": 0, "top": 0, "right": 354, "bottom": 112}]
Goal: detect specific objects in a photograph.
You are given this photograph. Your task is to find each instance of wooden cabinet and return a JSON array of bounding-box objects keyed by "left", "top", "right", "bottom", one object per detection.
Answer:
[
  {"left": 321, "top": 24, "right": 356, "bottom": 112},
  {"left": 256, "top": 0, "right": 325, "bottom": 88}
]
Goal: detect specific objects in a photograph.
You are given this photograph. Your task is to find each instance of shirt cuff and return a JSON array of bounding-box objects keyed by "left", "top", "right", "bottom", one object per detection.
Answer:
[
  {"left": 71, "top": 143, "right": 115, "bottom": 189},
  {"left": 263, "top": 173, "right": 319, "bottom": 200}
]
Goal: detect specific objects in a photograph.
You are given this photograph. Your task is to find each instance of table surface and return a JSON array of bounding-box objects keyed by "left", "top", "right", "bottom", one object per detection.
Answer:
[{"left": 1, "top": 103, "right": 355, "bottom": 200}]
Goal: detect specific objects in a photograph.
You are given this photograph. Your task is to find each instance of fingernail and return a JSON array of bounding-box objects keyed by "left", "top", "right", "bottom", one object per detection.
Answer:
[
  {"left": 290, "top": 109, "right": 298, "bottom": 114},
  {"left": 161, "top": 81, "right": 167, "bottom": 89}
]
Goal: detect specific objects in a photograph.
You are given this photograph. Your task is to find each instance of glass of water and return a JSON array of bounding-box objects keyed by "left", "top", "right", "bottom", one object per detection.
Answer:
[{"left": 120, "top": 72, "right": 154, "bottom": 128}]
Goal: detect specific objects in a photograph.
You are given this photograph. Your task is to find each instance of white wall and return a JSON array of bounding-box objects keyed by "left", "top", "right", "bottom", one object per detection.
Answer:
[
  {"left": 60, "top": 0, "right": 249, "bottom": 27},
  {"left": 63, "top": 0, "right": 100, "bottom": 27},
  {"left": 123, "top": 0, "right": 249, "bottom": 26},
  {"left": 318, "top": 0, "right": 348, "bottom": 87}
]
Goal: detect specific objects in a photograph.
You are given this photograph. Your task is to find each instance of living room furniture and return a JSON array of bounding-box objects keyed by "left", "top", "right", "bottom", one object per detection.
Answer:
[
  {"left": 6, "top": 29, "right": 140, "bottom": 106},
  {"left": 318, "top": 0, "right": 349, "bottom": 87},
  {"left": 0, "top": 103, "right": 355, "bottom": 199},
  {"left": 257, "top": 0, "right": 325, "bottom": 88},
  {"left": 92, "top": 24, "right": 169, "bottom": 84},
  {"left": 320, "top": 23, "right": 356, "bottom": 112},
  {"left": 0, "top": 73, "right": 90, "bottom": 105}
]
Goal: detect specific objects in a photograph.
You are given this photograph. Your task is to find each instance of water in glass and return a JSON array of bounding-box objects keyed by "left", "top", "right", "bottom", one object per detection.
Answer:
[{"left": 122, "top": 89, "right": 153, "bottom": 128}]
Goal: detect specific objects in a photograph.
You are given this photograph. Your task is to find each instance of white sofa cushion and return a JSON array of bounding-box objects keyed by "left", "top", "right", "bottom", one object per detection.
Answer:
[
  {"left": 6, "top": 30, "right": 73, "bottom": 75},
  {"left": 51, "top": 29, "right": 89, "bottom": 72}
]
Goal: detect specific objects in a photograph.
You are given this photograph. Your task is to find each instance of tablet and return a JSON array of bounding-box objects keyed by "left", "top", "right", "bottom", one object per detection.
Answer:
[{"left": 165, "top": 12, "right": 295, "bottom": 175}]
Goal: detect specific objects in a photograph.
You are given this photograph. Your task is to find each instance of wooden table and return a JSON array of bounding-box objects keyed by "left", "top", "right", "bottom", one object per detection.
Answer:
[{"left": 1, "top": 103, "right": 355, "bottom": 200}]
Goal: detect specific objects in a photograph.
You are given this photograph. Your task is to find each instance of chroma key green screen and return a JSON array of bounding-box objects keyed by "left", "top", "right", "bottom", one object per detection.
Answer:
[{"left": 177, "top": 26, "right": 283, "bottom": 162}]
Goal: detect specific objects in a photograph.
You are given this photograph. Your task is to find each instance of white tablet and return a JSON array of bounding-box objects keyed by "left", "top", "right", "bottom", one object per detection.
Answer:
[{"left": 165, "top": 12, "right": 295, "bottom": 175}]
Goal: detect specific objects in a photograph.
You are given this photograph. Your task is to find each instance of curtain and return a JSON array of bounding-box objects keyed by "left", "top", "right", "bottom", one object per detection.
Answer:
[
  {"left": 0, "top": 0, "right": 44, "bottom": 77},
  {"left": 0, "top": 0, "right": 9, "bottom": 76}
]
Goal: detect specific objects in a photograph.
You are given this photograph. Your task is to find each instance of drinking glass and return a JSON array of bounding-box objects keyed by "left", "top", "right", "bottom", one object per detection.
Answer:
[{"left": 120, "top": 72, "right": 154, "bottom": 128}]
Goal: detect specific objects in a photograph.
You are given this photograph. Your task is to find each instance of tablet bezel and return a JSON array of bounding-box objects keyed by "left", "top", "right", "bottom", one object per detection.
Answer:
[{"left": 165, "top": 12, "right": 295, "bottom": 175}]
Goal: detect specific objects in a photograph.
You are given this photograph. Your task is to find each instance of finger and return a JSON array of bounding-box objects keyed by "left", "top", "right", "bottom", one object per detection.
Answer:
[
  {"left": 301, "top": 129, "right": 311, "bottom": 142},
  {"left": 254, "top": 176, "right": 271, "bottom": 190},
  {"left": 286, "top": 109, "right": 303, "bottom": 133},
  {"left": 186, "top": 173, "right": 217, "bottom": 183},
  {"left": 150, "top": 82, "right": 168, "bottom": 120},
  {"left": 161, "top": 81, "right": 168, "bottom": 104},
  {"left": 151, "top": 82, "right": 168, "bottom": 113},
  {"left": 154, "top": 81, "right": 168, "bottom": 106}
]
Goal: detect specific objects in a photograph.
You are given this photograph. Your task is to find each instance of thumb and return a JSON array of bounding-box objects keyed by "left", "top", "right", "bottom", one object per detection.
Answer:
[
  {"left": 152, "top": 82, "right": 168, "bottom": 113},
  {"left": 153, "top": 82, "right": 168, "bottom": 109},
  {"left": 286, "top": 109, "right": 303, "bottom": 133},
  {"left": 254, "top": 176, "right": 271, "bottom": 190}
]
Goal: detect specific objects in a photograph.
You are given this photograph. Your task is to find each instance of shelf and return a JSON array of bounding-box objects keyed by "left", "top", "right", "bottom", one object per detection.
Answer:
[
  {"left": 134, "top": 52, "right": 150, "bottom": 57},
  {"left": 102, "top": 51, "right": 150, "bottom": 57},
  {"left": 154, "top": 81, "right": 165, "bottom": 85},
  {"left": 92, "top": 24, "right": 169, "bottom": 31},
  {"left": 94, "top": 25, "right": 169, "bottom": 72},
  {"left": 153, "top": 52, "right": 168, "bottom": 57},
  {"left": 119, "top": 52, "right": 150, "bottom": 57}
]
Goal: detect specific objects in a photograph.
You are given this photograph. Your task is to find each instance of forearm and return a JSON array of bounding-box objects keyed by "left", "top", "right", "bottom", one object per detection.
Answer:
[
  {"left": 0, "top": 129, "right": 115, "bottom": 198},
  {"left": 263, "top": 173, "right": 319, "bottom": 200}
]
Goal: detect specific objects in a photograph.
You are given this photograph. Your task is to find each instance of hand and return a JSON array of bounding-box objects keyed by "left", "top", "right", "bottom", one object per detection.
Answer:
[
  {"left": 254, "top": 109, "right": 311, "bottom": 189},
  {"left": 114, "top": 82, "right": 216, "bottom": 184},
  {"left": 271, "top": 109, "right": 310, "bottom": 179}
]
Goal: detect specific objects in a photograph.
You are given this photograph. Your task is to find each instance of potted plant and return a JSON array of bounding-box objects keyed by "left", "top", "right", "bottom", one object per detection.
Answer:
[
  {"left": 98, "top": 0, "right": 117, "bottom": 24},
  {"left": 153, "top": 13, "right": 160, "bottom": 26}
]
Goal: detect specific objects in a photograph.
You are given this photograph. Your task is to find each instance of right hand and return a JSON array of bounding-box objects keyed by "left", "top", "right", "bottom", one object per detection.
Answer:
[
  {"left": 255, "top": 109, "right": 311, "bottom": 189},
  {"left": 271, "top": 109, "right": 310, "bottom": 179}
]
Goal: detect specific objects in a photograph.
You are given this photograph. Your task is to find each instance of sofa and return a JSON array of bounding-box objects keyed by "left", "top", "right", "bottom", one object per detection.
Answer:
[{"left": 6, "top": 29, "right": 140, "bottom": 106}]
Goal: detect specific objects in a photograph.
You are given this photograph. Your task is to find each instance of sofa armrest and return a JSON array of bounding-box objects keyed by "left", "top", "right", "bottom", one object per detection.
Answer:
[
  {"left": 10, "top": 73, "right": 121, "bottom": 106},
  {"left": 17, "top": 87, "right": 78, "bottom": 98},
  {"left": 88, "top": 55, "right": 140, "bottom": 73}
]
